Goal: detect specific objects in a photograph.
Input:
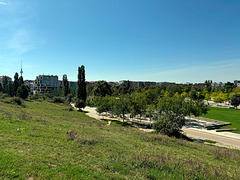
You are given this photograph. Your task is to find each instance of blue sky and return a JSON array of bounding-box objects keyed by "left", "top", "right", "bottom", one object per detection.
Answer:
[{"left": 0, "top": 0, "right": 240, "bottom": 83}]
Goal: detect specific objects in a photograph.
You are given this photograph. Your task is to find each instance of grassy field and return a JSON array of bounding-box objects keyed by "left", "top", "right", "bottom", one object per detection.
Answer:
[
  {"left": 201, "top": 107, "right": 240, "bottom": 133},
  {"left": 0, "top": 99, "right": 240, "bottom": 179}
]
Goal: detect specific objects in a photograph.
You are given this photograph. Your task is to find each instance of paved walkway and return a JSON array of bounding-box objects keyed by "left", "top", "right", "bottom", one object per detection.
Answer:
[
  {"left": 80, "top": 106, "right": 240, "bottom": 150},
  {"left": 205, "top": 100, "right": 240, "bottom": 109}
]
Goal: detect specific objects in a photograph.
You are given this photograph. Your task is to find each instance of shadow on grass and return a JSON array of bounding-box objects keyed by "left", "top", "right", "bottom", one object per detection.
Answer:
[
  {"left": 76, "top": 109, "right": 89, "bottom": 113},
  {"left": 149, "top": 131, "right": 193, "bottom": 142},
  {"left": 100, "top": 119, "right": 134, "bottom": 127}
]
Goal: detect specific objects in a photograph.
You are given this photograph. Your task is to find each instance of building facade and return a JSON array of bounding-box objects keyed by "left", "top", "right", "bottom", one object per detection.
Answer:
[
  {"left": 119, "top": 80, "right": 157, "bottom": 88},
  {"left": 33, "top": 75, "right": 58, "bottom": 94}
]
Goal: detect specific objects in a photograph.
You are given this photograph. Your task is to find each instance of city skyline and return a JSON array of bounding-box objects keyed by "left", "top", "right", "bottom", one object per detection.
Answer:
[{"left": 0, "top": 0, "right": 240, "bottom": 83}]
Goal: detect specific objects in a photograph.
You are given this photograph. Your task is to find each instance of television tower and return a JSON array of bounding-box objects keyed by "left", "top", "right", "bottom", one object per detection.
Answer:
[{"left": 20, "top": 60, "right": 23, "bottom": 77}]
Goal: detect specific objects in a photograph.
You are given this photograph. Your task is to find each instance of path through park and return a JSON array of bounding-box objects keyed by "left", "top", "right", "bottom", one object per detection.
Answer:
[{"left": 79, "top": 105, "right": 240, "bottom": 150}]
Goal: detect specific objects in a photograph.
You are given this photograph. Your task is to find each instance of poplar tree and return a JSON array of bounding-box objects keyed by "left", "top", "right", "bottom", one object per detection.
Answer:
[
  {"left": 76, "top": 65, "right": 86, "bottom": 109},
  {"left": 13, "top": 72, "right": 19, "bottom": 96},
  {"left": 19, "top": 76, "right": 24, "bottom": 86},
  {"left": 62, "top": 74, "right": 69, "bottom": 97}
]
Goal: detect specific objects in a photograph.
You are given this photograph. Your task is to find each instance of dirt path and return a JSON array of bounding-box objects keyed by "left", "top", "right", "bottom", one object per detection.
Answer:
[{"left": 81, "top": 106, "right": 240, "bottom": 149}]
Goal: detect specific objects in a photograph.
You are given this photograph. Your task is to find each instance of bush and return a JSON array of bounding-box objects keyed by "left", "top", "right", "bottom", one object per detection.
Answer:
[
  {"left": 53, "top": 97, "right": 65, "bottom": 104},
  {"left": 86, "top": 96, "right": 95, "bottom": 106},
  {"left": 0, "top": 93, "right": 9, "bottom": 99},
  {"left": 11, "top": 97, "right": 22, "bottom": 105},
  {"left": 65, "top": 94, "right": 74, "bottom": 104},
  {"left": 75, "top": 98, "right": 86, "bottom": 110},
  {"left": 30, "top": 93, "right": 40, "bottom": 100},
  {"left": 153, "top": 113, "right": 185, "bottom": 137},
  {"left": 230, "top": 94, "right": 240, "bottom": 109},
  {"left": 3, "top": 97, "right": 23, "bottom": 106}
]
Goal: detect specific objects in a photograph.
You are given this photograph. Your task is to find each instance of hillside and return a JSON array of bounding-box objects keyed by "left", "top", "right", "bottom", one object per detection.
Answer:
[{"left": 0, "top": 99, "right": 239, "bottom": 179}]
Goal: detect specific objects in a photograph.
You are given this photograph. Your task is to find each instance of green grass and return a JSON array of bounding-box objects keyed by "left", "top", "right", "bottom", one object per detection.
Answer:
[
  {"left": 202, "top": 107, "right": 240, "bottom": 133},
  {"left": 0, "top": 100, "right": 240, "bottom": 179},
  {"left": 204, "top": 140, "right": 217, "bottom": 144}
]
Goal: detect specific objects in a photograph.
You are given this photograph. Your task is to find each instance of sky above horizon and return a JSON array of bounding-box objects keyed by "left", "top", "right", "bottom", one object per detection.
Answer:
[{"left": 0, "top": 0, "right": 240, "bottom": 83}]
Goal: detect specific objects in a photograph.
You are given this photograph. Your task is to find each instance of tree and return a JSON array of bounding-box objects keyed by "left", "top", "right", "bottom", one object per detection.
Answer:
[
  {"left": 230, "top": 94, "right": 240, "bottom": 109},
  {"left": 17, "top": 84, "right": 29, "bottom": 99},
  {"left": 93, "top": 80, "right": 112, "bottom": 97},
  {"left": 0, "top": 83, "right": 2, "bottom": 92},
  {"left": 131, "top": 92, "right": 147, "bottom": 124},
  {"left": 19, "top": 76, "right": 24, "bottom": 86},
  {"left": 119, "top": 80, "right": 132, "bottom": 95},
  {"left": 75, "top": 98, "right": 85, "bottom": 110},
  {"left": 153, "top": 113, "right": 185, "bottom": 136},
  {"left": 155, "top": 95, "right": 207, "bottom": 136},
  {"left": 13, "top": 72, "right": 19, "bottom": 96},
  {"left": 224, "top": 82, "right": 235, "bottom": 93},
  {"left": 76, "top": 65, "right": 86, "bottom": 109},
  {"left": 204, "top": 93, "right": 211, "bottom": 102},
  {"left": 113, "top": 95, "right": 131, "bottom": 124},
  {"left": 62, "top": 74, "right": 69, "bottom": 97},
  {"left": 229, "top": 87, "right": 240, "bottom": 99},
  {"left": 7, "top": 83, "right": 14, "bottom": 97}
]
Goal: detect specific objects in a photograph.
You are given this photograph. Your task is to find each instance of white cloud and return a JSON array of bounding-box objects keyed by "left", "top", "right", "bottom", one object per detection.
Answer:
[
  {"left": 8, "top": 29, "right": 36, "bottom": 54},
  {"left": 0, "top": 1, "right": 7, "bottom": 6}
]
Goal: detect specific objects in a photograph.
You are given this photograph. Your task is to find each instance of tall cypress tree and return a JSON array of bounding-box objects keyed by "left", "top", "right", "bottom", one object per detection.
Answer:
[
  {"left": 13, "top": 72, "right": 19, "bottom": 96},
  {"left": 62, "top": 74, "right": 69, "bottom": 97},
  {"left": 19, "top": 76, "right": 24, "bottom": 86},
  {"left": 80, "top": 65, "right": 86, "bottom": 103},
  {"left": 76, "top": 65, "right": 86, "bottom": 109}
]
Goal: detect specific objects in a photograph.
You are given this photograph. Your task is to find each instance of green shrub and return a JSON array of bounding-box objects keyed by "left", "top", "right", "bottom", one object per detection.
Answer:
[
  {"left": 75, "top": 98, "right": 86, "bottom": 109},
  {"left": 153, "top": 114, "right": 185, "bottom": 137},
  {"left": 0, "top": 93, "right": 9, "bottom": 99},
  {"left": 53, "top": 97, "right": 65, "bottom": 104},
  {"left": 3, "top": 97, "right": 23, "bottom": 106}
]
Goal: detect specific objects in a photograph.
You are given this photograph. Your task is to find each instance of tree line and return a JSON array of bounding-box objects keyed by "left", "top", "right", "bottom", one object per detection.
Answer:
[
  {"left": 0, "top": 73, "right": 29, "bottom": 99},
  {"left": 90, "top": 84, "right": 207, "bottom": 136},
  {"left": 87, "top": 80, "right": 240, "bottom": 109}
]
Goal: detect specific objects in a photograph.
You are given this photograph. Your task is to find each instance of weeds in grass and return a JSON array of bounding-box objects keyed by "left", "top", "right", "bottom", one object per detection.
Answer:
[
  {"left": 213, "top": 148, "right": 240, "bottom": 161},
  {"left": 130, "top": 151, "right": 233, "bottom": 179},
  {"left": 66, "top": 130, "right": 78, "bottom": 141},
  {"left": 3, "top": 112, "right": 13, "bottom": 120},
  {"left": 76, "top": 136, "right": 99, "bottom": 146},
  {"left": 17, "top": 111, "right": 32, "bottom": 120}
]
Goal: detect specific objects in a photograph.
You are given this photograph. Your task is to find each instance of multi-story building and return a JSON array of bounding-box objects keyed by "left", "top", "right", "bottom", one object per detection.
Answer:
[
  {"left": 58, "top": 81, "right": 77, "bottom": 91},
  {"left": 192, "top": 83, "right": 206, "bottom": 90},
  {"left": 119, "top": 80, "right": 157, "bottom": 88},
  {"left": 69, "top": 81, "right": 77, "bottom": 89},
  {"left": 234, "top": 80, "right": 240, "bottom": 87},
  {"left": 156, "top": 82, "right": 176, "bottom": 86},
  {"left": 212, "top": 82, "right": 224, "bottom": 89},
  {"left": 33, "top": 75, "right": 58, "bottom": 94}
]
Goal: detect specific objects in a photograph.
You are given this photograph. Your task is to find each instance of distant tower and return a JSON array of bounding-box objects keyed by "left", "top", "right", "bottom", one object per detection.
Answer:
[{"left": 20, "top": 60, "right": 23, "bottom": 77}]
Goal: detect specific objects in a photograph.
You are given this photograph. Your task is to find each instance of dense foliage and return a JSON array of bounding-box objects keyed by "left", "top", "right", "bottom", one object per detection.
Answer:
[{"left": 92, "top": 89, "right": 207, "bottom": 136}]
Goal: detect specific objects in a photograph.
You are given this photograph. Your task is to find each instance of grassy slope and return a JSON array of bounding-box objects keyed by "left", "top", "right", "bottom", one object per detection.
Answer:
[
  {"left": 0, "top": 100, "right": 239, "bottom": 179},
  {"left": 201, "top": 107, "right": 240, "bottom": 133}
]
